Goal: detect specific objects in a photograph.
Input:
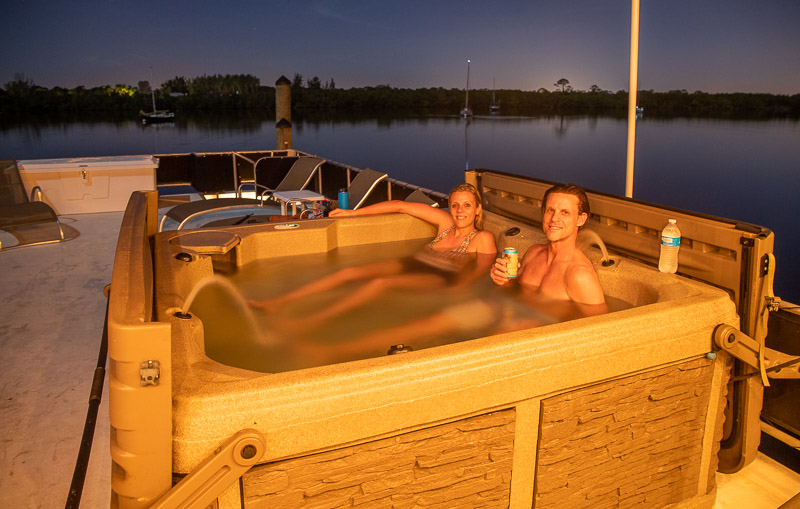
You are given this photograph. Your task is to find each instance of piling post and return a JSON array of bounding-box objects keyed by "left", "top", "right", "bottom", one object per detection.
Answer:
[{"left": 275, "top": 75, "right": 292, "bottom": 150}]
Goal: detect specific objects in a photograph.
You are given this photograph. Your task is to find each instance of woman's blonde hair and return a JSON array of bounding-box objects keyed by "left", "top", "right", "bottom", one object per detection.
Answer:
[{"left": 448, "top": 183, "right": 484, "bottom": 230}]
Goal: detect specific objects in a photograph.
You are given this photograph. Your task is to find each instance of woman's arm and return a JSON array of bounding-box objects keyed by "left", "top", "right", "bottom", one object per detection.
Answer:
[
  {"left": 470, "top": 230, "right": 498, "bottom": 255},
  {"left": 329, "top": 200, "right": 453, "bottom": 230}
]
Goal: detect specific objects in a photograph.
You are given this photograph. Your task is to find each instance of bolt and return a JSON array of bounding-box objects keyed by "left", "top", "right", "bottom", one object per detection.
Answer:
[{"left": 240, "top": 444, "right": 257, "bottom": 460}]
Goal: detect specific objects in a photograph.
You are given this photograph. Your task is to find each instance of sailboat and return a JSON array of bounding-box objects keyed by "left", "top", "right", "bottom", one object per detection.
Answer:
[
  {"left": 140, "top": 68, "right": 175, "bottom": 125},
  {"left": 460, "top": 59, "right": 473, "bottom": 118},
  {"left": 490, "top": 78, "right": 500, "bottom": 114}
]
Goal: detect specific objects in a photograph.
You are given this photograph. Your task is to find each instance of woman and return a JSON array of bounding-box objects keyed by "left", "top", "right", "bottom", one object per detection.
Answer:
[{"left": 248, "top": 183, "right": 497, "bottom": 331}]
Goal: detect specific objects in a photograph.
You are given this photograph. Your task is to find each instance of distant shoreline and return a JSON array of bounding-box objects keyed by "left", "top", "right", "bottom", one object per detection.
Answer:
[{"left": 2, "top": 74, "right": 798, "bottom": 119}]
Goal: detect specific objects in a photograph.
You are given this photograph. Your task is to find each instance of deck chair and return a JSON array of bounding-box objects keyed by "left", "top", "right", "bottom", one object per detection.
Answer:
[
  {"left": 159, "top": 157, "right": 326, "bottom": 231},
  {"left": 251, "top": 157, "right": 325, "bottom": 201},
  {"left": 0, "top": 160, "right": 65, "bottom": 248},
  {"left": 404, "top": 188, "right": 440, "bottom": 207},
  {"left": 346, "top": 168, "right": 388, "bottom": 210}
]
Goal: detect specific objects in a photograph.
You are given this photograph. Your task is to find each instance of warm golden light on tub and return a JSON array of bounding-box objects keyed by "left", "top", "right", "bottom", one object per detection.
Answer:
[
  {"left": 109, "top": 168, "right": 775, "bottom": 507},
  {"left": 166, "top": 222, "right": 643, "bottom": 374}
]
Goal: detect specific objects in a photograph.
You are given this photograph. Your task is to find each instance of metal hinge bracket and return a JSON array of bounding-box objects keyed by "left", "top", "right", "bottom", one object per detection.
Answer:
[
  {"left": 140, "top": 360, "right": 161, "bottom": 386},
  {"left": 713, "top": 324, "right": 799, "bottom": 381}
]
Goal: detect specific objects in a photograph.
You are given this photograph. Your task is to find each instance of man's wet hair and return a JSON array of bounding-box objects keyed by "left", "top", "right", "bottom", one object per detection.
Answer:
[{"left": 542, "top": 183, "right": 591, "bottom": 230}]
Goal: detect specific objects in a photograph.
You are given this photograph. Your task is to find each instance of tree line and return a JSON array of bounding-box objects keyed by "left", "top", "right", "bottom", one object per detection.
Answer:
[{"left": 2, "top": 73, "right": 798, "bottom": 119}]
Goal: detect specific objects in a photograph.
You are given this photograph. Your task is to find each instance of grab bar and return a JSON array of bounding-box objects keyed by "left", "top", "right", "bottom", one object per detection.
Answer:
[{"left": 30, "top": 185, "right": 44, "bottom": 202}]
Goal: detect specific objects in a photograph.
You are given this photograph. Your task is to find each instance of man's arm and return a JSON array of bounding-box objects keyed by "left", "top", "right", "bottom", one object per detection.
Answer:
[{"left": 490, "top": 244, "right": 541, "bottom": 286}]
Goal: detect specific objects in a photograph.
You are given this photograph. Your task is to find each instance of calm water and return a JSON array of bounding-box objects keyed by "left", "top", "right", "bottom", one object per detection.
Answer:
[{"left": 2, "top": 114, "right": 798, "bottom": 302}]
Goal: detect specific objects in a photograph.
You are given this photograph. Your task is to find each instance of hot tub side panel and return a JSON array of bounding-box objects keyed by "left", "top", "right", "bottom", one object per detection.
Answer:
[
  {"left": 225, "top": 356, "right": 733, "bottom": 509},
  {"left": 167, "top": 300, "right": 736, "bottom": 508},
  {"left": 240, "top": 409, "right": 516, "bottom": 507},
  {"left": 228, "top": 358, "right": 727, "bottom": 508},
  {"left": 533, "top": 356, "right": 732, "bottom": 508}
]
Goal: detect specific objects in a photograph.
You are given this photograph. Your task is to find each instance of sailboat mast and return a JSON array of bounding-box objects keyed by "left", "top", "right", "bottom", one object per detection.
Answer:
[
  {"left": 465, "top": 59, "right": 470, "bottom": 109},
  {"left": 149, "top": 67, "right": 157, "bottom": 112}
]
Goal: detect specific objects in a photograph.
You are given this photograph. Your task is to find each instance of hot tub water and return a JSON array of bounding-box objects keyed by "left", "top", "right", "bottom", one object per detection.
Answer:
[{"left": 184, "top": 238, "right": 632, "bottom": 373}]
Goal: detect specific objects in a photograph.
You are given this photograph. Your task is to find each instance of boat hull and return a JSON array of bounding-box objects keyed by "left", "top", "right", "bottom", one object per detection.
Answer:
[{"left": 139, "top": 110, "right": 175, "bottom": 124}]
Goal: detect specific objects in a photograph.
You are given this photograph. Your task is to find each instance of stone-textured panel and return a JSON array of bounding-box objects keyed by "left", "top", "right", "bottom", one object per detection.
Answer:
[
  {"left": 242, "top": 410, "right": 515, "bottom": 508},
  {"left": 707, "top": 352, "right": 732, "bottom": 492},
  {"left": 534, "top": 358, "right": 715, "bottom": 508}
]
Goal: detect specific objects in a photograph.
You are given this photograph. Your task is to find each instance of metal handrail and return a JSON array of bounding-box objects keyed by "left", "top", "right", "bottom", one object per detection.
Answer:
[
  {"left": 30, "top": 185, "right": 44, "bottom": 202},
  {"left": 232, "top": 152, "right": 259, "bottom": 198}
]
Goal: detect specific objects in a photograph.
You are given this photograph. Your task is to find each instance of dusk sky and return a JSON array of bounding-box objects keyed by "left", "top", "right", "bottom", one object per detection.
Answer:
[{"left": 2, "top": 0, "right": 799, "bottom": 95}]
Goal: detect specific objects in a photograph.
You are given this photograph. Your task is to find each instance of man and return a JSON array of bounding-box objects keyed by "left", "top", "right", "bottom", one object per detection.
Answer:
[{"left": 491, "top": 183, "right": 606, "bottom": 317}]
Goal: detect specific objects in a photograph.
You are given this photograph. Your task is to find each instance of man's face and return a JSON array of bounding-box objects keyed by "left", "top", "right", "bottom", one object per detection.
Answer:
[{"left": 542, "top": 192, "right": 587, "bottom": 242}]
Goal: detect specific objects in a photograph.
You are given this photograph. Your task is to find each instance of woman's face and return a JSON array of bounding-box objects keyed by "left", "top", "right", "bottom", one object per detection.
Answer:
[{"left": 449, "top": 191, "right": 480, "bottom": 229}]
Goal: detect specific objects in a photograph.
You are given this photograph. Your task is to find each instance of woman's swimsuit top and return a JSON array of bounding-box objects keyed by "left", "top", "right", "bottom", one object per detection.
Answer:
[
  {"left": 427, "top": 226, "right": 477, "bottom": 253},
  {"left": 412, "top": 226, "right": 478, "bottom": 273}
]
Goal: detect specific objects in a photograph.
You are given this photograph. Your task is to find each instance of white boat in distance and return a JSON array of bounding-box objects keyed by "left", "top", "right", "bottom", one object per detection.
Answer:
[{"left": 140, "top": 67, "right": 175, "bottom": 124}]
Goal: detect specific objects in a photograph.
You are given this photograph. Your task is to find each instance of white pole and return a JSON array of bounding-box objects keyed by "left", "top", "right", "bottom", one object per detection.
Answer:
[{"left": 625, "top": 0, "right": 640, "bottom": 198}]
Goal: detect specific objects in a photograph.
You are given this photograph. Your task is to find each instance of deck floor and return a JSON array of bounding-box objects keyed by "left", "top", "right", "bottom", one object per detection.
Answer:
[
  {"left": 0, "top": 210, "right": 798, "bottom": 508},
  {"left": 716, "top": 454, "right": 800, "bottom": 508}
]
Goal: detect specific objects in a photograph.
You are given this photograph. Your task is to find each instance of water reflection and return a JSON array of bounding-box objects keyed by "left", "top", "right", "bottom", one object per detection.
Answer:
[{"left": 464, "top": 116, "right": 470, "bottom": 170}]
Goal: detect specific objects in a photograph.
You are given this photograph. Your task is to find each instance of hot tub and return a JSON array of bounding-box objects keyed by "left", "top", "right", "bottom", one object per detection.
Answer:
[{"left": 109, "top": 176, "right": 770, "bottom": 508}]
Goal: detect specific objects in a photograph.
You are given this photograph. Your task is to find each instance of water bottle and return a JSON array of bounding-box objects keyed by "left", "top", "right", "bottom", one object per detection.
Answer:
[
  {"left": 338, "top": 188, "right": 349, "bottom": 210},
  {"left": 658, "top": 219, "right": 681, "bottom": 273}
]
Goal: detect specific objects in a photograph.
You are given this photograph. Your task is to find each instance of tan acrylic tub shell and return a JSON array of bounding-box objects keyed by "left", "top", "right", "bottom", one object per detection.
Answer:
[{"left": 152, "top": 213, "right": 738, "bottom": 478}]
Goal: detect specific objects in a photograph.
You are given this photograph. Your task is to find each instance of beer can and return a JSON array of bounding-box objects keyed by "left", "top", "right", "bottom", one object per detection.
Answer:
[{"left": 503, "top": 247, "right": 518, "bottom": 278}]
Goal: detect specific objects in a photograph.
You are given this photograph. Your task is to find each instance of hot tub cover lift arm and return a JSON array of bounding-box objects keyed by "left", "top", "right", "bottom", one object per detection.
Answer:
[
  {"left": 714, "top": 324, "right": 799, "bottom": 382},
  {"left": 149, "top": 429, "right": 266, "bottom": 509},
  {"left": 713, "top": 253, "right": 798, "bottom": 384}
]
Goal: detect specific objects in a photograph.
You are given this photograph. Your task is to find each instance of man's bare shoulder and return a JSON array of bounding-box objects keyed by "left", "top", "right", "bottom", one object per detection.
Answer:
[{"left": 564, "top": 263, "right": 605, "bottom": 305}]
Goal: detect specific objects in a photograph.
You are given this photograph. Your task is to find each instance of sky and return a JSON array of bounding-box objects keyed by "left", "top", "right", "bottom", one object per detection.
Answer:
[{"left": 2, "top": 0, "right": 799, "bottom": 95}]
